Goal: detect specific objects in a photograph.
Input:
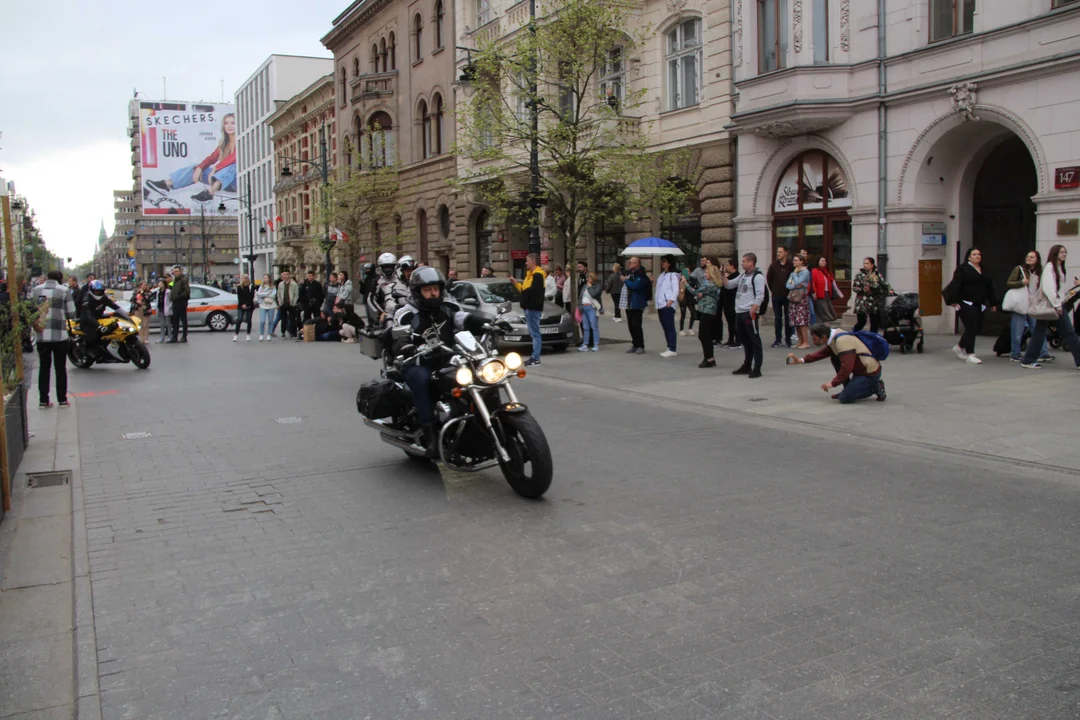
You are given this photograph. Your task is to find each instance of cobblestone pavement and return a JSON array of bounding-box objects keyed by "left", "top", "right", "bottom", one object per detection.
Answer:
[{"left": 73, "top": 335, "right": 1080, "bottom": 719}]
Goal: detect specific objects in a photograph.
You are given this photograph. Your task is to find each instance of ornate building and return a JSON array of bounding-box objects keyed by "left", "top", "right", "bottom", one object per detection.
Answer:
[
  {"left": 267, "top": 73, "right": 338, "bottom": 274},
  {"left": 731, "top": 0, "right": 1080, "bottom": 333},
  {"left": 451, "top": 0, "right": 736, "bottom": 278},
  {"left": 322, "top": 0, "right": 460, "bottom": 277}
]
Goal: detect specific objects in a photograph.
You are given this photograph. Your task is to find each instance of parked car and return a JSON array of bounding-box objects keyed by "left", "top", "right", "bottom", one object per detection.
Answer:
[
  {"left": 448, "top": 277, "right": 575, "bottom": 350},
  {"left": 144, "top": 283, "right": 238, "bottom": 331}
]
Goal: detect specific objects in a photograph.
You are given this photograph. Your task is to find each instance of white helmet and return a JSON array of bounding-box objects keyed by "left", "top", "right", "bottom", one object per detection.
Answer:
[
  {"left": 377, "top": 252, "right": 398, "bottom": 278},
  {"left": 398, "top": 255, "right": 416, "bottom": 271}
]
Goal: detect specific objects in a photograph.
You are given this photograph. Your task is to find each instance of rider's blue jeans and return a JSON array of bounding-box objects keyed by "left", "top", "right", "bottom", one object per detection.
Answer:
[{"left": 403, "top": 364, "right": 435, "bottom": 425}]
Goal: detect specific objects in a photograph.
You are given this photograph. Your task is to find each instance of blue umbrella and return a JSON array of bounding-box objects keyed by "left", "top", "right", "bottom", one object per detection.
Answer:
[{"left": 619, "top": 237, "right": 684, "bottom": 256}]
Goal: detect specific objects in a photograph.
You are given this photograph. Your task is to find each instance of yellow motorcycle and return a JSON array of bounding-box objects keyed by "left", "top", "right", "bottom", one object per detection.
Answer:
[{"left": 67, "top": 316, "right": 151, "bottom": 370}]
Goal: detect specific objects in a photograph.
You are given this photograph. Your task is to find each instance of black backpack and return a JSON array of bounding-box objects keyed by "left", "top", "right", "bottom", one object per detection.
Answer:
[{"left": 751, "top": 269, "right": 770, "bottom": 315}]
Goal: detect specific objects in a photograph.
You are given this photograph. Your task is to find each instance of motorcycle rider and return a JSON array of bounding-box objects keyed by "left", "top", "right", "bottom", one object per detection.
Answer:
[
  {"left": 371, "top": 252, "right": 409, "bottom": 324},
  {"left": 393, "top": 267, "right": 494, "bottom": 455},
  {"left": 79, "top": 280, "right": 132, "bottom": 359}
]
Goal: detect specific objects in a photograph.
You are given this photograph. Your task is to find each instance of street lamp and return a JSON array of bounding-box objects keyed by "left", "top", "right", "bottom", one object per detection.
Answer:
[
  {"left": 277, "top": 117, "right": 332, "bottom": 279},
  {"left": 219, "top": 183, "right": 266, "bottom": 280}
]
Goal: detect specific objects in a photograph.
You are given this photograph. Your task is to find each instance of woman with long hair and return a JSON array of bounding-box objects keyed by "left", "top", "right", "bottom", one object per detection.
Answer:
[
  {"left": 810, "top": 256, "right": 840, "bottom": 323},
  {"left": 577, "top": 272, "right": 603, "bottom": 352},
  {"left": 256, "top": 273, "right": 278, "bottom": 341},
  {"left": 693, "top": 256, "right": 724, "bottom": 368},
  {"left": 1021, "top": 244, "right": 1080, "bottom": 369},
  {"left": 852, "top": 257, "right": 888, "bottom": 332},
  {"left": 145, "top": 113, "right": 238, "bottom": 202},
  {"left": 655, "top": 255, "right": 681, "bottom": 357},
  {"left": 604, "top": 263, "right": 624, "bottom": 322},
  {"left": 944, "top": 247, "right": 997, "bottom": 364},
  {"left": 155, "top": 278, "right": 171, "bottom": 343},
  {"left": 786, "top": 253, "right": 812, "bottom": 348},
  {"left": 1005, "top": 250, "right": 1051, "bottom": 362},
  {"left": 233, "top": 274, "right": 255, "bottom": 342},
  {"left": 130, "top": 281, "right": 152, "bottom": 343}
]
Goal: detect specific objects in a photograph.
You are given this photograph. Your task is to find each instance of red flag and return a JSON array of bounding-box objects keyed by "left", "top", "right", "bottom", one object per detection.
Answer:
[{"left": 266, "top": 219, "right": 275, "bottom": 231}]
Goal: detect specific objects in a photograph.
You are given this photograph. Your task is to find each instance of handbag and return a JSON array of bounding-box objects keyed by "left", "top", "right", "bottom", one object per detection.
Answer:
[
  {"left": 1029, "top": 285, "right": 1059, "bottom": 321},
  {"left": 788, "top": 288, "right": 806, "bottom": 303},
  {"left": 1002, "top": 267, "right": 1029, "bottom": 314},
  {"left": 574, "top": 306, "right": 582, "bottom": 324}
]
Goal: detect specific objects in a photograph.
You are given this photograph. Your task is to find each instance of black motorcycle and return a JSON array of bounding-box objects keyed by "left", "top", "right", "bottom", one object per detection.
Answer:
[{"left": 357, "top": 324, "right": 553, "bottom": 499}]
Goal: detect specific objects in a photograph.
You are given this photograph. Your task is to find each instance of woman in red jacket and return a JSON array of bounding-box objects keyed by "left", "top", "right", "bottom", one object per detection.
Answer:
[
  {"left": 810, "top": 256, "right": 840, "bottom": 322},
  {"left": 145, "top": 113, "right": 237, "bottom": 203}
]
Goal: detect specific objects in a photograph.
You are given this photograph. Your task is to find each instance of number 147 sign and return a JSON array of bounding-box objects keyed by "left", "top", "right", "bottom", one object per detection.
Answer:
[{"left": 1056, "top": 166, "right": 1080, "bottom": 190}]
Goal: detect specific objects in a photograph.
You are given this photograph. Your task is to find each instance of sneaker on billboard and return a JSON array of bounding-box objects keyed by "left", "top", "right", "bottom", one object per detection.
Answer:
[
  {"left": 191, "top": 189, "right": 214, "bottom": 203},
  {"left": 145, "top": 179, "right": 170, "bottom": 196}
]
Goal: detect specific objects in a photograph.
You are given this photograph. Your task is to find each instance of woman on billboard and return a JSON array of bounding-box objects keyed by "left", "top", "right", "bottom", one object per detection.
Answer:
[{"left": 145, "top": 113, "right": 237, "bottom": 203}]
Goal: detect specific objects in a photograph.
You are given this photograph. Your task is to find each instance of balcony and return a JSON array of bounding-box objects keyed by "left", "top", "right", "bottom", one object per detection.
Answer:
[
  {"left": 131, "top": 134, "right": 139, "bottom": 151},
  {"left": 280, "top": 224, "right": 306, "bottom": 240},
  {"left": 349, "top": 71, "right": 398, "bottom": 104},
  {"left": 730, "top": 65, "right": 871, "bottom": 138}
]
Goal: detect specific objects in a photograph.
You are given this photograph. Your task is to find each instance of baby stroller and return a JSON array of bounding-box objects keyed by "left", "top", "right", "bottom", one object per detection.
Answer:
[
  {"left": 1048, "top": 283, "right": 1080, "bottom": 350},
  {"left": 882, "top": 292, "right": 924, "bottom": 354}
]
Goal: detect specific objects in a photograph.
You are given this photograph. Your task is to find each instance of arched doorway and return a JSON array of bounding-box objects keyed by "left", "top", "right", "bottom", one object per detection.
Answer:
[
  {"left": 972, "top": 135, "right": 1037, "bottom": 334},
  {"left": 474, "top": 210, "right": 493, "bottom": 275},
  {"left": 772, "top": 151, "right": 852, "bottom": 309}
]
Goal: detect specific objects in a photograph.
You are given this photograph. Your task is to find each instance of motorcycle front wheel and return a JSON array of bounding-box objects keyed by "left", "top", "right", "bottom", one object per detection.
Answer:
[
  {"left": 127, "top": 338, "right": 151, "bottom": 369},
  {"left": 496, "top": 411, "right": 553, "bottom": 499},
  {"left": 68, "top": 342, "right": 94, "bottom": 369}
]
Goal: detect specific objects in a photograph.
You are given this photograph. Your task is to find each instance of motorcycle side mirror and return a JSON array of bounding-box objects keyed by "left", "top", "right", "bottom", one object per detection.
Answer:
[{"left": 462, "top": 298, "right": 479, "bottom": 306}]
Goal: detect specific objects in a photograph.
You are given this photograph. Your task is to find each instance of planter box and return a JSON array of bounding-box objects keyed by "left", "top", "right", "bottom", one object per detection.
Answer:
[{"left": 0, "top": 386, "right": 29, "bottom": 525}]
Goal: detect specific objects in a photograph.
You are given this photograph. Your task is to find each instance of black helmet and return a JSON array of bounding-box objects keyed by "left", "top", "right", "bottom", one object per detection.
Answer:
[
  {"left": 409, "top": 266, "right": 446, "bottom": 311},
  {"left": 89, "top": 280, "right": 105, "bottom": 299},
  {"left": 362, "top": 263, "right": 374, "bottom": 275}
]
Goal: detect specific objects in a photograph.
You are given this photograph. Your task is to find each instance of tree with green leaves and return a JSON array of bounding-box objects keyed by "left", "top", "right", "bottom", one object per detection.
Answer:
[
  {"left": 454, "top": 0, "right": 696, "bottom": 300},
  {"left": 316, "top": 134, "right": 402, "bottom": 277}
]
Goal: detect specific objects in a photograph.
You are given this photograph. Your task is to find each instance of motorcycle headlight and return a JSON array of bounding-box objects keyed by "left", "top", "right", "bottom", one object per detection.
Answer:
[
  {"left": 504, "top": 352, "right": 522, "bottom": 370},
  {"left": 477, "top": 359, "right": 508, "bottom": 384},
  {"left": 455, "top": 367, "right": 474, "bottom": 386}
]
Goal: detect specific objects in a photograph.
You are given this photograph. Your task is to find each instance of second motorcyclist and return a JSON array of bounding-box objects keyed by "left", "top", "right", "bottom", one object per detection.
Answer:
[
  {"left": 79, "top": 280, "right": 133, "bottom": 358},
  {"left": 392, "top": 267, "right": 495, "bottom": 455},
  {"left": 371, "top": 252, "right": 410, "bottom": 325}
]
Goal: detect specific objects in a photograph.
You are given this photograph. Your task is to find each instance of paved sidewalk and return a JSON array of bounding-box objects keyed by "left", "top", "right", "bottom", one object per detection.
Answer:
[
  {"left": 0, "top": 390, "right": 97, "bottom": 720},
  {"left": 534, "top": 311, "right": 1080, "bottom": 472}
]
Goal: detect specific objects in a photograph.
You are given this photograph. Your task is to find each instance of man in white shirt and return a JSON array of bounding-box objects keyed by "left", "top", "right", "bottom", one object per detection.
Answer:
[{"left": 724, "top": 253, "right": 766, "bottom": 378}]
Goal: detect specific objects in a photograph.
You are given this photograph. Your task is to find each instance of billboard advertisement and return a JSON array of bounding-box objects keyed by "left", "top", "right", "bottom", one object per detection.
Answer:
[{"left": 139, "top": 101, "right": 238, "bottom": 216}]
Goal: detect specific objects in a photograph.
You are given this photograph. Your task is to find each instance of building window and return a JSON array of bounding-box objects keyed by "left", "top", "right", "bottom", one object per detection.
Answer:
[
  {"left": 432, "top": 94, "right": 444, "bottom": 155},
  {"left": 557, "top": 61, "right": 577, "bottom": 119},
  {"left": 389, "top": 32, "right": 397, "bottom": 70},
  {"left": 1054, "top": 0, "right": 1080, "bottom": 6},
  {"left": 364, "top": 112, "right": 395, "bottom": 168},
  {"left": 929, "top": 0, "right": 974, "bottom": 42},
  {"left": 339, "top": 69, "right": 347, "bottom": 106},
  {"left": 371, "top": 44, "right": 379, "bottom": 72},
  {"left": 414, "top": 14, "right": 424, "bottom": 61},
  {"left": 439, "top": 205, "right": 451, "bottom": 238},
  {"left": 435, "top": 0, "right": 445, "bottom": 49},
  {"left": 476, "top": 0, "right": 493, "bottom": 27},
  {"left": 599, "top": 47, "right": 625, "bottom": 110},
  {"left": 758, "top": 0, "right": 788, "bottom": 72},
  {"left": 417, "top": 208, "right": 429, "bottom": 262},
  {"left": 353, "top": 58, "right": 360, "bottom": 77},
  {"left": 667, "top": 19, "right": 702, "bottom": 110},
  {"left": 419, "top": 100, "right": 431, "bottom": 158},
  {"left": 380, "top": 38, "right": 388, "bottom": 72},
  {"left": 813, "top": 0, "right": 828, "bottom": 63}
]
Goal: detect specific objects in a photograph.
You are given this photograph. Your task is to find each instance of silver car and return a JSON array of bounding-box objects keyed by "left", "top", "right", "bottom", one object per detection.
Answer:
[
  {"left": 448, "top": 278, "right": 575, "bottom": 350},
  {"left": 144, "top": 283, "right": 240, "bottom": 332}
]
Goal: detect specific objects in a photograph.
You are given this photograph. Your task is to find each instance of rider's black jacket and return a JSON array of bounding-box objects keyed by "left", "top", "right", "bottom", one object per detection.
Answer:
[
  {"left": 81, "top": 294, "right": 128, "bottom": 322},
  {"left": 392, "top": 298, "right": 486, "bottom": 357}
]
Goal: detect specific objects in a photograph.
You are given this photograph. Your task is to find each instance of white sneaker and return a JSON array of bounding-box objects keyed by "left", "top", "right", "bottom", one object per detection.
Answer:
[
  {"left": 259, "top": 335, "right": 264, "bottom": 341},
  {"left": 266, "top": 335, "right": 272, "bottom": 342},
  {"left": 679, "top": 330, "right": 689, "bottom": 336},
  {"left": 232, "top": 335, "right": 238, "bottom": 342},
  {"left": 686, "top": 329, "right": 696, "bottom": 337},
  {"left": 966, "top": 354, "right": 982, "bottom": 364},
  {"left": 246, "top": 335, "right": 251, "bottom": 342},
  {"left": 660, "top": 350, "right": 677, "bottom": 358},
  {"left": 953, "top": 344, "right": 968, "bottom": 360},
  {"left": 613, "top": 318, "right": 623, "bottom": 323}
]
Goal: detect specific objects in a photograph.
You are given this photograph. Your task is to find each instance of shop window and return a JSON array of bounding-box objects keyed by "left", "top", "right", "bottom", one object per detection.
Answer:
[
  {"left": 758, "top": 0, "right": 788, "bottom": 72},
  {"left": 667, "top": 19, "right": 701, "bottom": 110},
  {"left": 929, "top": 0, "right": 974, "bottom": 42}
]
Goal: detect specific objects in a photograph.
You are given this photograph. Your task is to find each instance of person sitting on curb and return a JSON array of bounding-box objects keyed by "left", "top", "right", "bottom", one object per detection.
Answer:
[{"left": 787, "top": 323, "right": 887, "bottom": 404}]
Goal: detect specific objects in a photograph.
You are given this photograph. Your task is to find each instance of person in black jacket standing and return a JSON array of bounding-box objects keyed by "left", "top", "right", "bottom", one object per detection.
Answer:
[
  {"left": 299, "top": 271, "right": 325, "bottom": 325},
  {"left": 233, "top": 275, "right": 256, "bottom": 342},
  {"left": 944, "top": 247, "right": 997, "bottom": 364}
]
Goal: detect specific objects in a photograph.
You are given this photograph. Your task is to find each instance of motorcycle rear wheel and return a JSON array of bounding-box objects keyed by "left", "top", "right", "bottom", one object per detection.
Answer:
[{"left": 496, "top": 411, "right": 553, "bottom": 499}]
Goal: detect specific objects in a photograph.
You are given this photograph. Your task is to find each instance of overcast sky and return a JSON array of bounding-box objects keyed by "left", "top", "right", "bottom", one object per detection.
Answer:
[{"left": 0, "top": 0, "right": 349, "bottom": 265}]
